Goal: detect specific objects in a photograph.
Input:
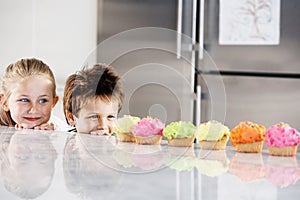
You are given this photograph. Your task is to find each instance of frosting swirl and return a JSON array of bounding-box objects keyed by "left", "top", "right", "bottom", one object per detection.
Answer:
[
  {"left": 114, "top": 115, "right": 140, "bottom": 134},
  {"left": 265, "top": 122, "right": 300, "bottom": 147},
  {"left": 196, "top": 120, "right": 230, "bottom": 141},
  {"left": 230, "top": 121, "right": 265, "bottom": 146},
  {"left": 132, "top": 117, "right": 165, "bottom": 137},
  {"left": 163, "top": 121, "right": 196, "bottom": 139}
]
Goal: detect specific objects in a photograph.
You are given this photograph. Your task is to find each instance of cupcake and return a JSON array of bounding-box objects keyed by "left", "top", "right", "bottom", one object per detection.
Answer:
[
  {"left": 163, "top": 121, "right": 196, "bottom": 147},
  {"left": 196, "top": 120, "right": 230, "bottom": 150},
  {"left": 114, "top": 115, "right": 140, "bottom": 142},
  {"left": 265, "top": 122, "right": 300, "bottom": 156},
  {"left": 230, "top": 121, "right": 266, "bottom": 153},
  {"left": 132, "top": 117, "right": 165, "bottom": 145}
]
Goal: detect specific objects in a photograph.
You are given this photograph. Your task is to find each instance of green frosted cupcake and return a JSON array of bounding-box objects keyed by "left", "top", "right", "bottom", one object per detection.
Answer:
[{"left": 163, "top": 121, "right": 196, "bottom": 147}]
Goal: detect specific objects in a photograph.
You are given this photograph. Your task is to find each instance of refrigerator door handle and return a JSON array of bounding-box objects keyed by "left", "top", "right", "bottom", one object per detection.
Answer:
[
  {"left": 199, "top": 0, "right": 205, "bottom": 60},
  {"left": 177, "top": 0, "right": 183, "bottom": 59}
]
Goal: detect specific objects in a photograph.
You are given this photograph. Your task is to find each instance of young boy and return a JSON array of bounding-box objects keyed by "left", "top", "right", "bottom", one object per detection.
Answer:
[{"left": 63, "top": 64, "right": 124, "bottom": 135}]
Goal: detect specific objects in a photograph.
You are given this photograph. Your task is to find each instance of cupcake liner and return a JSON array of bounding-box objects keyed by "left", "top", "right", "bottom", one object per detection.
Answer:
[
  {"left": 116, "top": 132, "right": 136, "bottom": 142},
  {"left": 267, "top": 145, "right": 298, "bottom": 157},
  {"left": 199, "top": 135, "right": 228, "bottom": 150},
  {"left": 167, "top": 136, "right": 195, "bottom": 147},
  {"left": 235, "top": 141, "right": 263, "bottom": 153},
  {"left": 135, "top": 135, "right": 162, "bottom": 145}
]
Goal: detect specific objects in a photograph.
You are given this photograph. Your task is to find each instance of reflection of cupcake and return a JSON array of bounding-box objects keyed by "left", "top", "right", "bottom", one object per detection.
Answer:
[
  {"left": 229, "top": 153, "right": 265, "bottom": 182},
  {"left": 112, "top": 150, "right": 134, "bottom": 168},
  {"left": 196, "top": 150, "right": 229, "bottom": 177},
  {"left": 265, "top": 122, "right": 300, "bottom": 156},
  {"left": 164, "top": 147, "right": 196, "bottom": 171},
  {"left": 112, "top": 142, "right": 137, "bottom": 168},
  {"left": 132, "top": 117, "right": 165, "bottom": 145},
  {"left": 131, "top": 145, "right": 163, "bottom": 170},
  {"left": 196, "top": 120, "right": 230, "bottom": 150},
  {"left": 265, "top": 156, "right": 300, "bottom": 188},
  {"left": 163, "top": 121, "right": 196, "bottom": 147},
  {"left": 230, "top": 121, "right": 266, "bottom": 153},
  {"left": 114, "top": 115, "right": 140, "bottom": 142}
]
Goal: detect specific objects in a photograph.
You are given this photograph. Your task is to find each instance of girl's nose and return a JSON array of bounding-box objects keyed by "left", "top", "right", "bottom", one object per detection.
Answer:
[{"left": 28, "top": 103, "right": 38, "bottom": 113}]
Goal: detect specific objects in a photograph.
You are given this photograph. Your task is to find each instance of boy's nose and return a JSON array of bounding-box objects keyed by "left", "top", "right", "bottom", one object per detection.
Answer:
[{"left": 97, "top": 118, "right": 105, "bottom": 127}]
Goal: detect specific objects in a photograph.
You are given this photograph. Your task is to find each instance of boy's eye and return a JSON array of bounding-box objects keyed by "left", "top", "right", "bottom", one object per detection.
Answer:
[
  {"left": 88, "top": 115, "right": 99, "bottom": 120},
  {"left": 39, "top": 98, "right": 48, "bottom": 104},
  {"left": 107, "top": 115, "right": 116, "bottom": 121},
  {"left": 20, "top": 98, "right": 29, "bottom": 103}
]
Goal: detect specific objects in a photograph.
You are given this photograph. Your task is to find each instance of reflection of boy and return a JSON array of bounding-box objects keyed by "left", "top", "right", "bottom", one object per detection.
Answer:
[
  {"left": 63, "top": 135, "right": 122, "bottom": 199},
  {"left": 0, "top": 130, "right": 57, "bottom": 199},
  {"left": 63, "top": 64, "right": 124, "bottom": 135}
]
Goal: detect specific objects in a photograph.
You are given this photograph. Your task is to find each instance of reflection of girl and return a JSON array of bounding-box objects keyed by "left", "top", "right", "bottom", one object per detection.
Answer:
[
  {"left": 63, "top": 134, "right": 122, "bottom": 199},
  {"left": 0, "top": 130, "right": 57, "bottom": 199}
]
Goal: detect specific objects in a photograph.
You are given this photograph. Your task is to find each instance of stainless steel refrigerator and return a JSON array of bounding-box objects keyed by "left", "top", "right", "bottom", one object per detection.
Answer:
[
  {"left": 95, "top": 1, "right": 300, "bottom": 198},
  {"left": 200, "top": 0, "right": 300, "bottom": 132},
  {"left": 96, "top": 0, "right": 198, "bottom": 125},
  {"left": 96, "top": 0, "right": 300, "bottom": 130}
]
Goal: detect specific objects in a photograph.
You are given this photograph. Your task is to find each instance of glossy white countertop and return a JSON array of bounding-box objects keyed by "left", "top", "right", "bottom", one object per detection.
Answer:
[{"left": 0, "top": 127, "right": 299, "bottom": 200}]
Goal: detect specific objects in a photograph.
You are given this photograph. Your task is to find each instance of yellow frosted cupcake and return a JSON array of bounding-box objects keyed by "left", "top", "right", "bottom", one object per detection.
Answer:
[
  {"left": 163, "top": 121, "right": 196, "bottom": 147},
  {"left": 196, "top": 120, "right": 230, "bottom": 150},
  {"left": 114, "top": 115, "right": 140, "bottom": 142}
]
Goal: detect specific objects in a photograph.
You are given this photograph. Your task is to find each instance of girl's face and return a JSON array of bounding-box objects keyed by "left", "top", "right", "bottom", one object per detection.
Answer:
[
  {"left": 70, "top": 98, "right": 118, "bottom": 135},
  {"left": 4, "top": 75, "right": 58, "bottom": 128}
]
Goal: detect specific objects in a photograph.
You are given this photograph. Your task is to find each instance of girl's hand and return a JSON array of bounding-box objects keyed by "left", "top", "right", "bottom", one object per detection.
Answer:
[
  {"left": 34, "top": 122, "right": 55, "bottom": 130},
  {"left": 15, "top": 122, "right": 55, "bottom": 130}
]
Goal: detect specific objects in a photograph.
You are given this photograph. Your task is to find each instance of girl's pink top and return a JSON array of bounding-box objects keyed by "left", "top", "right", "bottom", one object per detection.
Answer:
[
  {"left": 265, "top": 122, "right": 300, "bottom": 147},
  {"left": 132, "top": 117, "right": 165, "bottom": 137}
]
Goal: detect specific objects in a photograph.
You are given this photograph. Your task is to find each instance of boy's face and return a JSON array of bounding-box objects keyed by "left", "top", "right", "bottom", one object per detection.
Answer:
[
  {"left": 3, "top": 75, "right": 58, "bottom": 128},
  {"left": 73, "top": 98, "right": 118, "bottom": 135}
]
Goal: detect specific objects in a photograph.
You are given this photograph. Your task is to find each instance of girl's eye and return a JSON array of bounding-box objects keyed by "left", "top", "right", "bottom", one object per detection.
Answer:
[
  {"left": 39, "top": 99, "right": 48, "bottom": 104},
  {"left": 20, "top": 98, "right": 29, "bottom": 103}
]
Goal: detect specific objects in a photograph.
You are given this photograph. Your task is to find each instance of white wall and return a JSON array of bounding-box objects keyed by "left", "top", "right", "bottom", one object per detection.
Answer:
[{"left": 0, "top": 0, "right": 97, "bottom": 121}]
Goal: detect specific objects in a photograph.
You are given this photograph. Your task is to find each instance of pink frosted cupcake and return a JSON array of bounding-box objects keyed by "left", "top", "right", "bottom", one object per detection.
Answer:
[
  {"left": 265, "top": 122, "right": 300, "bottom": 156},
  {"left": 132, "top": 117, "right": 165, "bottom": 145}
]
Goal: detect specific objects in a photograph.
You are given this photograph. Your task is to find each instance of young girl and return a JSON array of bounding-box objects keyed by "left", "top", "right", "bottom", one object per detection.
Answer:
[{"left": 0, "top": 58, "right": 59, "bottom": 130}]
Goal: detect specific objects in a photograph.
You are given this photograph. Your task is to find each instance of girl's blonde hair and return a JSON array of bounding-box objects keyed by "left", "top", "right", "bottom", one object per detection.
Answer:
[{"left": 0, "top": 58, "right": 57, "bottom": 126}]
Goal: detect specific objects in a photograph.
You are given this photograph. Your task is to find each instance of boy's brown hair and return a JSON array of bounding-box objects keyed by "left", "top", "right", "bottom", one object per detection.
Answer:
[{"left": 63, "top": 64, "right": 124, "bottom": 125}]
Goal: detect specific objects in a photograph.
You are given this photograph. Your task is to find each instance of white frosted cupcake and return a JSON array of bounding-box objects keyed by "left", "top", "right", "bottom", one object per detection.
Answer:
[{"left": 196, "top": 120, "right": 230, "bottom": 150}]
